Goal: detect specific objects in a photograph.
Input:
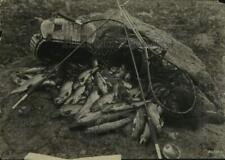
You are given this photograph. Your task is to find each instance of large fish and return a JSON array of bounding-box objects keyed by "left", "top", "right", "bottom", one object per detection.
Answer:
[
  {"left": 102, "top": 101, "right": 149, "bottom": 113},
  {"left": 139, "top": 123, "right": 151, "bottom": 145},
  {"left": 96, "top": 72, "right": 108, "bottom": 94},
  {"left": 60, "top": 104, "right": 82, "bottom": 116},
  {"left": 10, "top": 74, "right": 47, "bottom": 94},
  {"left": 146, "top": 103, "right": 164, "bottom": 132},
  {"left": 64, "top": 85, "right": 86, "bottom": 105},
  {"left": 79, "top": 90, "right": 100, "bottom": 114},
  {"left": 54, "top": 81, "right": 73, "bottom": 105},
  {"left": 131, "top": 108, "right": 146, "bottom": 139},
  {"left": 84, "top": 117, "right": 132, "bottom": 134},
  {"left": 78, "top": 67, "right": 98, "bottom": 86},
  {"left": 91, "top": 92, "right": 115, "bottom": 112},
  {"left": 95, "top": 110, "right": 133, "bottom": 125},
  {"left": 70, "top": 111, "right": 102, "bottom": 129}
]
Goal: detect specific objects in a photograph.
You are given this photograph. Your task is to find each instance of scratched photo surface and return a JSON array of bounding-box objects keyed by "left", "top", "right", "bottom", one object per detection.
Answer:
[{"left": 0, "top": 0, "right": 225, "bottom": 159}]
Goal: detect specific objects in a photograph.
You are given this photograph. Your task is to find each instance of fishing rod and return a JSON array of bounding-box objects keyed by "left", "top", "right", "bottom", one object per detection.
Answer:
[{"left": 116, "top": 0, "right": 162, "bottom": 159}]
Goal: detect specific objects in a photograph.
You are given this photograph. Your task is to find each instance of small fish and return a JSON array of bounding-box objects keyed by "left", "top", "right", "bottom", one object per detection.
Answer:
[
  {"left": 21, "top": 67, "right": 45, "bottom": 74},
  {"left": 79, "top": 90, "right": 100, "bottom": 114},
  {"left": 64, "top": 85, "right": 86, "bottom": 105},
  {"left": 60, "top": 104, "right": 82, "bottom": 116},
  {"left": 128, "top": 87, "right": 141, "bottom": 98},
  {"left": 96, "top": 72, "right": 108, "bottom": 94},
  {"left": 54, "top": 81, "right": 73, "bottom": 105},
  {"left": 131, "top": 108, "right": 146, "bottom": 139},
  {"left": 42, "top": 80, "right": 56, "bottom": 87},
  {"left": 78, "top": 67, "right": 98, "bottom": 85},
  {"left": 91, "top": 92, "right": 115, "bottom": 112},
  {"left": 139, "top": 123, "right": 151, "bottom": 145},
  {"left": 146, "top": 103, "right": 164, "bottom": 132},
  {"left": 122, "top": 80, "right": 132, "bottom": 89},
  {"left": 10, "top": 74, "right": 47, "bottom": 94},
  {"left": 84, "top": 117, "right": 132, "bottom": 134}
]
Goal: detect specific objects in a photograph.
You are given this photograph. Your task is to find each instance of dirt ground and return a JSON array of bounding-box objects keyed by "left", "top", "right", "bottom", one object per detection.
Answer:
[{"left": 1, "top": 0, "right": 225, "bottom": 159}]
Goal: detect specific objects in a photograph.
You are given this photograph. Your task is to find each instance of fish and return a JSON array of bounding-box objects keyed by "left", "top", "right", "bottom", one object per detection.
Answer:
[
  {"left": 79, "top": 90, "right": 100, "bottom": 114},
  {"left": 42, "top": 80, "right": 56, "bottom": 87},
  {"left": 84, "top": 117, "right": 132, "bottom": 134},
  {"left": 101, "top": 102, "right": 127, "bottom": 113},
  {"left": 128, "top": 87, "right": 141, "bottom": 98},
  {"left": 146, "top": 103, "right": 164, "bottom": 132},
  {"left": 60, "top": 104, "right": 82, "bottom": 116},
  {"left": 131, "top": 108, "right": 146, "bottom": 139},
  {"left": 64, "top": 85, "right": 86, "bottom": 105},
  {"left": 102, "top": 100, "right": 149, "bottom": 113},
  {"left": 78, "top": 67, "right": 98, "bottom": 85},
  {"left": 54, "top": 81, "right": 73, "bottom": 105},
  {"left": 70, "top": 111, "right": 102, "bottom": 129},
  {"left": 139, "top": 123, "right": 151, "bottom": 145},
  {"left": 95, "top": 110, "right": 133, "bottom": 125},
  {"left": 10, "top": 74, "right": 47, "bottom": 94},
  {"left": 91, "top": 92, "right": 115, "bottom": 112},
  {"left": 121, "top": 80, "right": 132, "bottom": 89},
  {"left": 96, "top": 72, "right": 108, "bottom": 94},
  {"left": 21, "top": 67, "right": 45, "bottom": 74}
]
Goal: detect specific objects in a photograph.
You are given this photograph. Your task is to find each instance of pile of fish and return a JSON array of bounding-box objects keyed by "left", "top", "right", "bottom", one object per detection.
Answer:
[{"left": 10, "top": 63, "right": 163, "bottom": 145}]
